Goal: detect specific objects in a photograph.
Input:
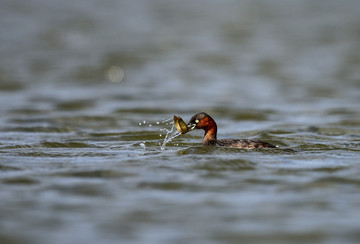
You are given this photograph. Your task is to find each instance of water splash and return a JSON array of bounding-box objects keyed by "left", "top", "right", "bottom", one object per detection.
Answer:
[
  {"left": 138, "top": 117, "right": 182, "bottom": 150},
  {"left": 160, "top": 123, "right": 182, "bottom": 151}
]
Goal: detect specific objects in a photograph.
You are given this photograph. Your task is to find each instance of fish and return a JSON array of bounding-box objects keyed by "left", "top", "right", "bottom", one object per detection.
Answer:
[{"left": 174, "top": 115, "right": 189, "bottom": 134}]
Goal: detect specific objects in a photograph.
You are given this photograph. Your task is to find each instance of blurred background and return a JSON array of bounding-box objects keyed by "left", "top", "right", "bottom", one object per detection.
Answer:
[
  {"left": 2, "top": 0, "right": 359, "bottom": 111},
  {"left": 1, "top": 0, "right": 360, "bottom": 244}
]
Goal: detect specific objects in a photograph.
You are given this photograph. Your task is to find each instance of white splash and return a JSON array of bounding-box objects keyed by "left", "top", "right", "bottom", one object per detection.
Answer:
[
  {"left": 138, "top": 117, "right": 182, "bottom": 151},
  {"left": 160, "top": 123, "right": 182, "bottom": 151}
]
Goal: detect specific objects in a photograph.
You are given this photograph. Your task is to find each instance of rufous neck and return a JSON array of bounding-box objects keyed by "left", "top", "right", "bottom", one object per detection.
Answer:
[{"left": 202, "top": 119, "right": 217, "bottom": 143}]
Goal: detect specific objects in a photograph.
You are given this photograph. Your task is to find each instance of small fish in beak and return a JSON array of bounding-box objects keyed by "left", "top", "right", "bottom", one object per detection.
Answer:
[{"left": 174, "top": 116, "right": 190, "bottom": 134}]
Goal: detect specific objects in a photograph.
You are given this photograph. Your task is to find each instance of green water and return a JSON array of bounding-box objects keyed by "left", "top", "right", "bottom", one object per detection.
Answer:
[{"left": 1, "top": 0, "right": 360, "bottom": 243}]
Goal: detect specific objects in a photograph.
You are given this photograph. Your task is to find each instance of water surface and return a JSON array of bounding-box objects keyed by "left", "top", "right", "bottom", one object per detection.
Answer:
[{"left": 1, "top": 0, "right": 360, "bottom": 243}]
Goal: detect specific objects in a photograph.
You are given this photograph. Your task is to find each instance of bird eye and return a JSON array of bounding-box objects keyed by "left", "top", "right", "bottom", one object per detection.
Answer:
[{"left": 195, "top": 119, "right": 199, "bottom": 124}]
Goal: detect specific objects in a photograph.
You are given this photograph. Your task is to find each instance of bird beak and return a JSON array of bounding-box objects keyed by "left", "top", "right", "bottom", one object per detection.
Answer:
[{"left": 187, "top": 123, "right": 196, "bottom": 131}]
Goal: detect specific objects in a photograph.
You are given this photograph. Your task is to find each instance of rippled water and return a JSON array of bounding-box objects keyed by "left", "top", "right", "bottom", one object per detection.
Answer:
[{"left": 1, "top": 0, "right": 360, "bottom": 243}]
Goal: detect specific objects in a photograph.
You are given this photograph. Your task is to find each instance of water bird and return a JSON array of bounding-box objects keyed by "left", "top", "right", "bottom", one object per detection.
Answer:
[{"left": 175, "top": 112, "right": 276, "bottom": 149}]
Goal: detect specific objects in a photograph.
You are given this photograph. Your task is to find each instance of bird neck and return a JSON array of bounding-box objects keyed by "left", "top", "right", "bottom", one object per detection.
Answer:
[{"left": 202, "top": 119, "right": 217, "bottom": 144}]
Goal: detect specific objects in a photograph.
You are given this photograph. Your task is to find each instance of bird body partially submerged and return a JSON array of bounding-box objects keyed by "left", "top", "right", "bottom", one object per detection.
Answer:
[{"left": 174, "top": 112, "right": 276, "bottom": 149}]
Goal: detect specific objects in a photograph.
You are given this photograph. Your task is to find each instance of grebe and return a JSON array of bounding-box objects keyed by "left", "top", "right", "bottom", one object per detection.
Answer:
[{"left": 187, "top": 112, "right": 276, "bottom": 149}]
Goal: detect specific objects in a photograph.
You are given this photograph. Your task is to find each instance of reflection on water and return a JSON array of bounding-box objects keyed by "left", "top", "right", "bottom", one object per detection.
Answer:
[{"left": 1, "top": 0, "right": 360, "bottom": 243}]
